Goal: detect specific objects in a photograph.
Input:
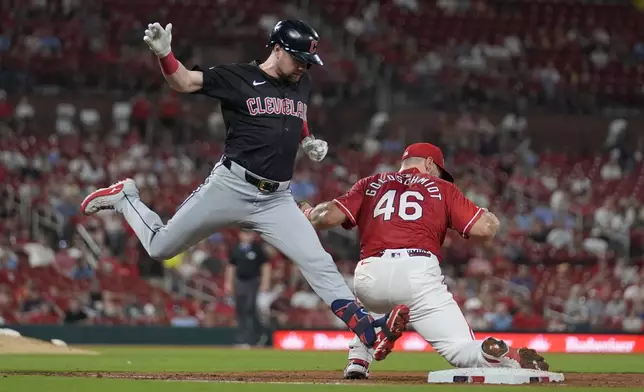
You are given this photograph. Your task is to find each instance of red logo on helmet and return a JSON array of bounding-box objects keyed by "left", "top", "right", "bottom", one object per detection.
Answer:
[{"left": 309, "top": 40, "right": 318, "bottom": 54}]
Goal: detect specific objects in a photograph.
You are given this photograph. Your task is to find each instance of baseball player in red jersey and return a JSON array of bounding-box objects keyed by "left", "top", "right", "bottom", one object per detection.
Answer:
[{"left": 299, "top": 143, "right": 549, "bottom": 379}]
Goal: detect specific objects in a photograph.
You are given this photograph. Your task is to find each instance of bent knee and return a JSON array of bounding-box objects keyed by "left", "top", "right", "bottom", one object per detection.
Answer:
[{"left": 149, "top": 246, "right": 179, "bottom": 261}]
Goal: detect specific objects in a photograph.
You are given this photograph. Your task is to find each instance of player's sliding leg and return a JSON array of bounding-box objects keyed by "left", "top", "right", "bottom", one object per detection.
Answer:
[
  {"left": 347, "top": 252, "right": 548, "bottom": 378},
  {"left": 413, "top": 300, "right": 549, "bottom": 370},
  {"left": 81, "top": 163, "right": 253, "bottom": 260},
  {"left": 400, "top": 261, "right": 549, "bottom": 370},
  {"left": 251, "top": 193, "right": 409, "bottom": 351}
]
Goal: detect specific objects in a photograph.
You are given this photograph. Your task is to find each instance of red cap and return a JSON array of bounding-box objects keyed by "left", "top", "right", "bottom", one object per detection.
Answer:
[{"left": 401, "top": 143, "right": 454, "bottom": 183}]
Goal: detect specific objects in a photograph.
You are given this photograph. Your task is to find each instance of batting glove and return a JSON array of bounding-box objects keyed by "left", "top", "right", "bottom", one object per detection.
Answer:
[
  {"left": 302, "top": 136, "right": 328, "bottom": 162},
  {"left": 143, "top": 22, "right": 172, "bottom": 58}
]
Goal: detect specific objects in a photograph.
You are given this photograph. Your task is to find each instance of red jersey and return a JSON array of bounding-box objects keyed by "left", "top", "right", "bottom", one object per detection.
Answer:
[{"left": 333, "top": 168, "right": 483, "bottom": 260}]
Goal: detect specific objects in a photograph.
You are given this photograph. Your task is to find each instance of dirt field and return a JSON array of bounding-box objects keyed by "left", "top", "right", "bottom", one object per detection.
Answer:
[
  {"left": 3, "top": 370, "right": 644, "bottom": 387},
  {"left": 0, "top": 335, "right": 97, "bottom": 355}
]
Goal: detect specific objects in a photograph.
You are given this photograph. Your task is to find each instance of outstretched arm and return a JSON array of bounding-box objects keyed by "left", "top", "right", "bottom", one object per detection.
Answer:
[
  {"left": 299, "top": 201, "right": 347, "bottom": 230},
  {"left": 143, "top": 22, "right": 204, "bottom": 93}
]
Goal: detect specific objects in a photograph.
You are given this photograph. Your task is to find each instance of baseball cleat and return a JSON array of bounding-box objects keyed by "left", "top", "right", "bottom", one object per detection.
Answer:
[
  {"left": 344, "top": 358, "right": 370, "bottom": 380},
  {"left": 81, "top": 179, "right": 138, "bottom": 215},
  {"left": 481, "top": 337, "right": 550, "bottom": 371},
  {"left": 372, "top": 304, "right": 410, "bottom": 361}
]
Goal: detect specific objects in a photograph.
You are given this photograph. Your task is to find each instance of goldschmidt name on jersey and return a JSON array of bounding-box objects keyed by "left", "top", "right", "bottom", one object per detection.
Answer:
[{"left": 365, "top": 173, "right": 443, "bottom": 200}]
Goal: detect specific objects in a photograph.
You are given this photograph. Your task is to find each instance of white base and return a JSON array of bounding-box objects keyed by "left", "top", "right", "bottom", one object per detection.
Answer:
[{"left": 427, "top": 368, "right": 565, "bottom": 384}]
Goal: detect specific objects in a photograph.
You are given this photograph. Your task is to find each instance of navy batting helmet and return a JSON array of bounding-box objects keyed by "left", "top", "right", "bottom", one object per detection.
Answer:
[{"left": 267, "top": 20, "right": 323, "bottom": 66}]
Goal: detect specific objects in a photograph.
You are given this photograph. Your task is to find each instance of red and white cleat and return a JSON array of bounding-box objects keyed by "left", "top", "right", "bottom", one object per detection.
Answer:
[
  {"left": 344, "top": 358, "right": 370, "bottom": 379},
  {"left": 372, "top": 304, "right": 410, "bottom": 361},
  {"left": 80, "top": 179, "right": 138, "bottom": 215},
  {"left": 481, "top": 337, "right": 550, "bottom": 371}
]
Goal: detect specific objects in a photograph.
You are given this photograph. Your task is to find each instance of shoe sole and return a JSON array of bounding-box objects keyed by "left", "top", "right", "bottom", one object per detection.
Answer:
[
  {"left": 373, "top": 304, "right": 410, "bottom": 361},
  {"left": 80, "top": 181, "right": 127, "bottom": 215},
  {"left": 344, "top": 371, "right": 368, "bottom": 380},
  {"left": 482, "top": 337, "right": 509, "bottom": 357}
]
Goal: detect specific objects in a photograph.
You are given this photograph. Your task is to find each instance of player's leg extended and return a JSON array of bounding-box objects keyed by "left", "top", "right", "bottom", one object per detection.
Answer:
[
  {"left": 251, "top": 193, "right": 408, "bottom": 349},
  {"left": 409, "top": 259, "right": 549, "bottom": 370},
  {"left": 344, "top": 310, "right": 383, "bottom": 379},
  {"left": 81, "top": 163, "right": 254, "bottom": 260}
]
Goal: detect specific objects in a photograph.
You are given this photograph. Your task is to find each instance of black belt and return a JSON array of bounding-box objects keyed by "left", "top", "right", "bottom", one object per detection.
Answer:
[
  {"left": 222, "top": 157, "right": 280, "bottom": 193},
  {"left": 377, "top": 249, "right": 434, "bottom": 258}
]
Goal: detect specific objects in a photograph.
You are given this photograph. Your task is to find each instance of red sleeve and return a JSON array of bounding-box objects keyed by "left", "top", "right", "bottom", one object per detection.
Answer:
[
  {"left": 301, "top": 121, "right": 310, "bottom": 141},
  {"left": 332, "top": 179, "right": 367, "bottom": 230},
  {"left": 446, "top": 184, "right": 484, "bottom": 238}
]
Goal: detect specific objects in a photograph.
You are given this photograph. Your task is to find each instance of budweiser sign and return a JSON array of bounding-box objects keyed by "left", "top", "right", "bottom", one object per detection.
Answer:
[{"left": 273, "top": 331, "right": 644, "bottom": 353}]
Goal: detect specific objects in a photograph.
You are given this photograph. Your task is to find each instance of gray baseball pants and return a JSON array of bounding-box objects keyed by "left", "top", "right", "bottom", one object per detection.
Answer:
[{"left": 114, "top": 159, "right": 354, "bottom": 305}]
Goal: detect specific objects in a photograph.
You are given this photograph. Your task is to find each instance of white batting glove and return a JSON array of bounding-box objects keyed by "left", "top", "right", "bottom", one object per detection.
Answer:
[
  {"left": 143, "top": 22, "right": 172, "bottom": 58},
  {"left": 302, "top": 136, "right": 328, "bottom": 162}
]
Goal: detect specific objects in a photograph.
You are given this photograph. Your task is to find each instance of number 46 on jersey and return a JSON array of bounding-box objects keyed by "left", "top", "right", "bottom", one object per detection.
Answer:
[{"left": 373, "top": 190, "right": 424, "bottom": 221}]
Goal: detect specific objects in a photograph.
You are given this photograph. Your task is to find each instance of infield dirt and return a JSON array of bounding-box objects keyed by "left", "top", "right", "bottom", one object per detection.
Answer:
[
  {"left": 2, "top": 370, "right": 643, "bottom": 387},
  {"left": 0, "top": 335, "right": 97, "bottom": 355}
]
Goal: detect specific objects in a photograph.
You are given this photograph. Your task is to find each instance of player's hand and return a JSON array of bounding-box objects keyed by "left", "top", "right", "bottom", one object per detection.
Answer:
[
  {"left": 297, "top": 201, "right": 314, "bottom": 219},
  {"left": 302, "top": 136, "right": 328, "bottom": 162},
  {"left": 143, "top": 22, "right": 173, "bottom": 58},
  {"left": 298, "top": 201, "right": 313, "bottom": 213}
]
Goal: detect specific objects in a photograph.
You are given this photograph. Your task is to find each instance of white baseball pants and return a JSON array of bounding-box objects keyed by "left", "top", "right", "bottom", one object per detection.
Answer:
[{"left": 347, "top": 249, "right": 495, "bottom": 368}]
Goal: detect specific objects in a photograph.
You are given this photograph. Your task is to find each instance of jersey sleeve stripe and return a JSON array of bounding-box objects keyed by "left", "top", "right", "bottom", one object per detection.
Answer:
[
  {"left": 462, "top": 207, "right": 484, "bottom": 236},
  {"left": 332, "top": 199, "right": 356, "bottom": 225}
]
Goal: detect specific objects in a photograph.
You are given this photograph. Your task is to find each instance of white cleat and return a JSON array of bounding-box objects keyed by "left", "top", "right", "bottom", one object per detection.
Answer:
[
  {"left": 80, "top": 179, "right": 138, "bottom": 215},
  {"left": 344, "top": 359, "right": 370, "bottom": 380}
]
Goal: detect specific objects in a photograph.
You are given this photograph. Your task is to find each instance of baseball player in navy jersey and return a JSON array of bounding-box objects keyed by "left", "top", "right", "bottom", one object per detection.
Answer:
[{"left": 80, "top": 19, "right": 409, "bottom": 355}]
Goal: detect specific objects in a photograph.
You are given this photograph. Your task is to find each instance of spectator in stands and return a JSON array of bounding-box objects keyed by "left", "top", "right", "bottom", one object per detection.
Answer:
[
  {"left": 0, "top": 284, "right": 12, "bottom": 310},
  {"left": 63, "top": 299, "right": 90, "bottom": 324},
  {"left": 484, "top": 303, "right": 513, "bottom": 331},
  {"left": 511, "top": 265, "right": 535, "bottom": 292},
  {"left": 0, "top": 90, "right": 13, "bottom": 124},
  {"left": 466, "top": 247, "right": 493, "bottom": 277},
  {"left": 87, "top": 279, "right": 103, "bottom": 312},
  {"left": 564, "top": 285, "right": 591, "bottom": 332},
  {"left": 569, "top": 165, "right": 591, "bottom": 196},
  {"left": 176, "top": 243, "right": 207, "bottom": 280},
  {"left": 585, "top": 289, "right": 605, "bottom": 329},
  {"left": 290, "top": 281, "right": 321, "bottom": 310},
  {"left": 546, "top": 218, "right": 574, "bottom": 250},
  {"left": 17, "top": 284, "right": 47, "bottom": 321},
  {"left": 0, "top": 247, "right": 18, "bottom": 270},
  {"left": 290, "top": 170, "right": 318, "bottom": 202},
  {"left": 170, "top": 306, "right": 199, "bottom": 328},
  {"left": 528, "top": 219, "right": 550, "bottom": 244},
  {"left": 70, "top": 258, "right": 94, "bottom": 280},
  {"left": 269, "top": 289, "right": 292, "bottom": 329},
  {"left": 622, "top": 308, "right": 643, "bottom": 333},
  {"left": 624, "top": 277, "right": 642, "bottom": 302},
  {"left": 545, "top": 313, "right": 567, "bottom": 332},
  {"left": 123, "top": 293, "right": 143, "bottom": 323},
  {"left": 337, "top": 261, "right": 355, "bottom": 293},
  {"left": 22, "top": 232, "right": 55, "bottom": 267},
  {"left": 158, "top": 89, "right": 180, "bottom": 131},
  {"left": 130, "top": 92, "right": 151, "bottom": 139},
  {"left": 463, "top": 298, "right": 489, "bottom": 331},
  {"left": 512, "top": 303, "right": 546, "bottom": 331},
  {"left": 605, "top": 291, "right": 627, "bottom": 322},
  {"left": 515, "top": 203, "right": 534, "bottom": 232},
  {"left": 600, "top": 150, "right": 623, "bottom": 180}
]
